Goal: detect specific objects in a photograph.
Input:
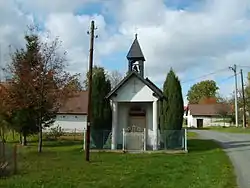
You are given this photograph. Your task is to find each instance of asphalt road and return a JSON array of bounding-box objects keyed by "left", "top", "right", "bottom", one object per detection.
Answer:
[{"left": 192, "top": 130, "right": 250, "bottom": 188}]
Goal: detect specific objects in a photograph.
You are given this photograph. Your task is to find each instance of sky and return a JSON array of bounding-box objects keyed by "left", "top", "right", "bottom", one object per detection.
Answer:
[{"left": 1, "top": 0, "right": 250, "bottom": 105}]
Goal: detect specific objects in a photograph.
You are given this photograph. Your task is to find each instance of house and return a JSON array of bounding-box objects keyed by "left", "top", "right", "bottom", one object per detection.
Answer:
[
  {"left": 185, "top": 103, "right": 232, "bottom": 128},
  {"left": 51, "top": 91, "right": 88, "bottom": 133},
  {"left": 106, "top": 34, "right": 164, "bottom": 151}
]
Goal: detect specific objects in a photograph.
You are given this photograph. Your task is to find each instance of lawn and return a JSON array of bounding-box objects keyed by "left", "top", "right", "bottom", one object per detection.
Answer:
[
  {"left": 0, "top": 134, "right": 236, "bottom": 188},
  {"left": 187, "top": 131, "right": 197, "bottom": 138},
  {"left": 203, "top": 126, "right": 250, "bottom": 134}
]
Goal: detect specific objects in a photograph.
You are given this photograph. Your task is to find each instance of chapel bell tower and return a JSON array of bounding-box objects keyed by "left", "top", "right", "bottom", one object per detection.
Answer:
[{"left": 126, "top": 34, "right": 145, "bottom": 78}]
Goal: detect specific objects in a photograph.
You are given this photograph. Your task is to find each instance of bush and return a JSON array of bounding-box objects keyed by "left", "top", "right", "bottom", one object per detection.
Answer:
[{"left": 47, "top": 126, "right": 63, "bottom": 140}]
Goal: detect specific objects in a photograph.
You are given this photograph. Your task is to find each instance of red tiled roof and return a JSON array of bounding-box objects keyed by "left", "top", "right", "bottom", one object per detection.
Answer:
[
  {"left": 188, "top": 103, "right": 232, "bottom": 116},
  {"left": 58, "top": 91, "right": 88, "bottom": 115}
]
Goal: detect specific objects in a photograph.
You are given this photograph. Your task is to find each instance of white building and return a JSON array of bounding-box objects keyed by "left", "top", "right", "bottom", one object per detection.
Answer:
[
  {"left": 106, "top": 34, "right": 165, "bottom": 151},
  {"left": 185, "top": 104, "right": 232, "bottom": 128},
  {"left": 52, "top": 91, "right": 88, "bottom": 133}
]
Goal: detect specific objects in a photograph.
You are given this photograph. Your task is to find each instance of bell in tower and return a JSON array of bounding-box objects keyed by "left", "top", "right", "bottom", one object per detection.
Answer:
[{"left": 126, "top": 34, "right": 145, "bottom": 77}]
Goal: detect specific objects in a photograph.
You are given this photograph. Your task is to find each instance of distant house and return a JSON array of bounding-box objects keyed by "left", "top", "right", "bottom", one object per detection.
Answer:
[
  {"left": 185, "top": 104, "right": 232, "bottom": 128},
  {"left": 51, "top": 91, "right": 88, "bottom": 133}
]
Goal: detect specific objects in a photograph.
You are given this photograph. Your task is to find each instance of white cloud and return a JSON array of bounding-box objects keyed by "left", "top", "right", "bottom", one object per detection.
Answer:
[
  {"left": 108, "top": 0, "right": 250, "bottom": 83},
  {"left": 0, "top": 0, "right": 33, "bottom": 80},
  {"left": 1, "top": 0, "right": 250, "bottom": 98},
  {"left": 15, "top": 0, "right": 90, "bottom": 14}
]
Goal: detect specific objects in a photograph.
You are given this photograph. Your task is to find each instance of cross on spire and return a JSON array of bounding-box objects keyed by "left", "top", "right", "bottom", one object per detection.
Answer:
[{"left": 134, "top": 26, "right": 138, "bottom": 37}]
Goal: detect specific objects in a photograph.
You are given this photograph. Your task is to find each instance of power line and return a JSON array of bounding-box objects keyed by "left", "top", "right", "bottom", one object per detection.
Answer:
[
  {"left": 217, "top": 74, "right": 237, "bottom": 84},
  {"left": 238, "top": 65, "right": 250, "bottom": 69},
  {"left": 181, "top": 67, "right": 228, "bottom": 84}
]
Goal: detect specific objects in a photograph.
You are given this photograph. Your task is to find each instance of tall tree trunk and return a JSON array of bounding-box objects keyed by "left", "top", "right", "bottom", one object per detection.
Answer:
[
  {"left": 0, "top": 127, "right": 2, "bottom": 140},
  {"left": 2, "top": 127, "right": 5, "bottom": 142},
  {"left": 38, "top": 125, "right": 42, "bottom": 153},
  {"left": 12, "top": 130, "right": 15, "bottom": 141},
  {"left": 22, "top": 132, "right": 27, "bottom": 146},
  {"left": 19, "top": 133, "right": 22, "bottom": 144}
]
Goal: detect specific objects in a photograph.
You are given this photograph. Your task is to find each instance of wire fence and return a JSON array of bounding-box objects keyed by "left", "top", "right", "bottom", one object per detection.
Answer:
[
  {"left": 0, "top": 141, "right": 17, "bottom": 177},
  {"left": 158, "top": 129, "right": 187, "bottom": 150},
  {"left": 43, "top": 126, "right": 188, "bottom": 151},
  {"left": 82, "top": 128, "right": 188, "bottom": 151},
  {"left": 88, "top": 130, "right": 112, "bottom": 149}
]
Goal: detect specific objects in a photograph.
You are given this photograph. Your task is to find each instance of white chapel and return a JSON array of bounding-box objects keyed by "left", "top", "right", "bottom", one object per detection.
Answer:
[{"left": 106, "top": 34, "right": 165, "bottom": 151}]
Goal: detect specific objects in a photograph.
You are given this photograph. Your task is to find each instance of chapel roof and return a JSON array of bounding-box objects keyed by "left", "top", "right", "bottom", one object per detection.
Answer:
[
  {"left": 106, "top": 71, "right": 164, "bottom": 99},
  {"left": 126, "top": 34, "right": 145, "bottom": 61}
]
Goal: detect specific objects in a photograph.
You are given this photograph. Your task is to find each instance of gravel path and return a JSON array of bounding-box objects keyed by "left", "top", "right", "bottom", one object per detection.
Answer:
[{"left": 192, "top": 130, "right": 250, "bottom": 188}]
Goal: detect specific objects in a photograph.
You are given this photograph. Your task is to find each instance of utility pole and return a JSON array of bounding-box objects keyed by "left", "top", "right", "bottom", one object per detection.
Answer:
[
  {"left": 229, "top": 64, "right": 239, "bottom": 127},
  {"left": 240, "top": 69, "right": 247, "bottom": 128},
  {"left": 85, "top": 20, "right": 97, "bottom": 161}
]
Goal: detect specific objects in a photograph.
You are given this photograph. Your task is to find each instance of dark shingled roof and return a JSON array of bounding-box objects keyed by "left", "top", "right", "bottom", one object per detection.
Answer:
[
  {"left": 126, "top": 34, "right": 145, "bottom": 61},
  {"left": 58, "top": 91, "right": 88, "bottom": 115},
  {"left": 188, "top": 104, "right": 233, "bottom": 116},
  {"left": 106, "top": 71, "right": 164, "bottom": 99}
]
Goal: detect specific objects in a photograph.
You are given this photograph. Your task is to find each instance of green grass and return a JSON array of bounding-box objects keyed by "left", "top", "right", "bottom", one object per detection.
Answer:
[
  {"left": 187, "top": 131, "right": 198, "bottom": 138},
  {"left": 202, "top": 126, "right": 250, "bottom": 134},
  {"left": 0, "top": 134, "right": 236, "bottom": 188}
]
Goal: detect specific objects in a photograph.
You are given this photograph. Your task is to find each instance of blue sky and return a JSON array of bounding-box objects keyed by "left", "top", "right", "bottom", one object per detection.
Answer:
[{"left": 1, "top": 0, "right": 250, "bottom": 104}]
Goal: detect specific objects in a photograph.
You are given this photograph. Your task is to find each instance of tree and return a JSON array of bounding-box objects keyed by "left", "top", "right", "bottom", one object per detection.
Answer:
[
  {"left": 215, "top": 104, "right": 230, "bottom": 127},
  {"left": 4, "top": 27, "right": 76, "bottom": 152},
  {"left": 199, "top": 97, "right": 217, "bottom": 104},
  {"left": 66, "top": 75, "right": 83, "bottom": 91},
  {"left": 162, "top": 68, "right": 184, "bottom": 130},
  {"left": 226, "top": 90, "right": 246, "bottom": 124},
  {"left": 11, "top": 109, "right": 38, "bottom": 145},
  {"left": 187, "top": 80, "right": 219, "bottom": 104},
  {"left": 245, "top": 72, "right": 250, "bottom": 123},
  {"left": 161, "top": 69, "right": 184, "bottom": 149},
  {"left": 0, "top": 83, "right": 11, "bottom": 142},
  {"left": 84, "top": 66, "right": 112, "bottom": 148},
  {"left": 108, "top": 70, "right": 123, "bottom": 89}
]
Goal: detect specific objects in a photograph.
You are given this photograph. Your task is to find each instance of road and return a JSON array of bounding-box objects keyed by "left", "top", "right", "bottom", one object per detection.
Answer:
[{"left": 192, "top": 130, "right": 250, "bottom": 188}]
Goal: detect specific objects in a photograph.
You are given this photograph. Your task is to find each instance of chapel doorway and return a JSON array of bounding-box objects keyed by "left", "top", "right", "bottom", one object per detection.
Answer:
[
  {"left": 124, "top": 106, "right": 146, "bottom": 151},
  {"left": 128, "top": 106, "right": 146, "bottom": 130},
  {"left": 129, "top": 116, "right": 146, "bottom": 131}
]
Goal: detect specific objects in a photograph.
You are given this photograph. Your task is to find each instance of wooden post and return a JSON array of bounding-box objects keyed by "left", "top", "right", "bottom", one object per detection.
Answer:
[
  {"left": 74, "top": 128, "right": 76, "bottom": 141},
  {"left": 184, "top": 128, "right": 188, "bottom": 152},
  {"left": 85, "top": 20, "right": 97, "bottom": 161},
  {"left": 122, "top": 128, "right": 125, "bottom": 151},
  {"left": 240, "top": 69, "right": 247, "bottom": 128},
  {"left": 83, "top": 129, "right": 86, "bottom": 150},
  {"left": 143, "top": 128, "right": 146, "bottom": 151}
]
